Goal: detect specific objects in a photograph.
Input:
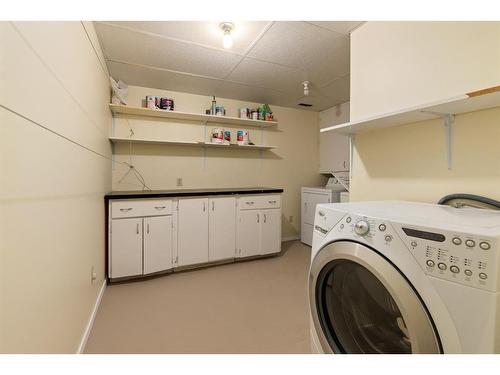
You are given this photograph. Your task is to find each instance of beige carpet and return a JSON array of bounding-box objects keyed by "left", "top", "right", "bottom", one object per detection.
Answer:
[{"left": 85, "top": 241, "right": 312, "bottom": 353}]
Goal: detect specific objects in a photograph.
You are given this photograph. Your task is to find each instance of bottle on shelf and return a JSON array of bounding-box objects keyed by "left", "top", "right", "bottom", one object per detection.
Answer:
[{"left": 211, "top": 96, "right": 217, "bottom": 115}]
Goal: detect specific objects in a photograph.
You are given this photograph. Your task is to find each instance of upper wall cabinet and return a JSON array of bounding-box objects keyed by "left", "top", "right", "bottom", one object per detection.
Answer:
[
  {"left": 319, "top": 102, "right": 350, "bottom": 172},
  {"left": 350, "top": 22, "right": 500, "bottom": 121}
]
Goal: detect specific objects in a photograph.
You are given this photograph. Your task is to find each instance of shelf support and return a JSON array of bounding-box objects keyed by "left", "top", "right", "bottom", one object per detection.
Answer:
[
  {"left": 420, "top": 111, "right": 455, "bottom": 170},
  {"left": 203, "top": 121, "right": 207, "bottom": 170},
  {"left": 111, "top": 112, "right": 116, "bottom": 171}
]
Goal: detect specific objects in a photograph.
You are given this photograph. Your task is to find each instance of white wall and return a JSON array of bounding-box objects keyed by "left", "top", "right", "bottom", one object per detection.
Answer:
[
  {"left": 348, "top": 22, "right": 500, "bottom": 203},
  {"left": 111, "top": 86, "right": 322, "bottom": 239},
  {"left": 350, "top": 22, "right": 500, "bottom": 120},
  {"left": 0, "top": 22, "right": 111, "bottom": 353}
]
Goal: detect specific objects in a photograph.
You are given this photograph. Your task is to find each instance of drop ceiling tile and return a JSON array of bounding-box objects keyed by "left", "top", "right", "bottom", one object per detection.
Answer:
[
  {"left": 102, "top": 21, "right": 271, "bottom": 54},
  {"left": 226, "top": 57, "right": 307, "bottom": 93},
  {"left": 215, "top": 81, "right": 295, "bottom": 108},
  {"left": 107, "top": 61, "right": 221, "bottom": 97},
  {"left": 318, "top": 75, "right": 350, "bottom": 103},
  {"left": 95, "top": 22, "right": 240, "bottom": 79},
  {"left": 308, "top": 21, "right": 365, "bottom": 35},
  {"left": 248, "top": 21, "right": 350, "bottom": 84}
]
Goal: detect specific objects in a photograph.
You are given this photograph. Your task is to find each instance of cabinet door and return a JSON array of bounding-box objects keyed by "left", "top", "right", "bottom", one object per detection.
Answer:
[
  {"left": 110, "top": 218, "right": 143, "bottom": 278},
  {"left": 177, "top": 198, "right": 209, "bottom": 266},
  {"left": 209, "top": 197, "right": 236, "bottom": 261},
  {"left": 260, "top": 209, "right": 282, "bottom": 255},
  {"left": 144, "top": 216, "right": 173, "bottom": 274},
  {"left": 236, "top": 210, "right": 261, "bottom": 258},
  {"left": 319, "top": 131, "right": 349, "bottom": 172}
]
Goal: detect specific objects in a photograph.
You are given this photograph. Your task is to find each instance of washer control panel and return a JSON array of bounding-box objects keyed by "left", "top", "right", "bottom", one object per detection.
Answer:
[{"left": 394, "top": 225, "right": 498, "bottom": 292}]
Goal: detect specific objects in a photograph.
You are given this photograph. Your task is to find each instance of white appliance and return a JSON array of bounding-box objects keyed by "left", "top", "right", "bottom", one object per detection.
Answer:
[
  {"left": 309, "top": 201, "right": 500, "bottom": 354},
  {"left": 301, "top": 187, "right": 341, "bottom": 246}
]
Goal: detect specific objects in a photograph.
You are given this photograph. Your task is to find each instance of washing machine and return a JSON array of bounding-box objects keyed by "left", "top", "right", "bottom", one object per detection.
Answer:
[{"left": 308, "top": 201, "right": 500, "bottom": 354}]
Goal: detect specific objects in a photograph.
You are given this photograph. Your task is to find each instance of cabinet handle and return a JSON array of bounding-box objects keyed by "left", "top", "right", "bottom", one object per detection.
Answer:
[
  {"left": 257, "top": 213, "right": 260, "bottom": 223},
  {"left": 344, "top": 160, "right": 346, "bottom": 168},
  {"left": 268, "top": 200, "right": 276, "bottom": 204},
  {"left": 264, "top": 214, "right": 267, "bottom": 223},
  {"left": 246, "top": 201, "right": 255, "bottom": 205},
  {"left": 203, "top": 202, "right": 206, "bottom": 212},
  {"left": 136, "top": 223, "right": 139, "bottom": 234},
  {"left": 120, "top": 208, "right": 133, "bottom": 212},
  {"left": 212, "top": 201, "right": 214, "bottom": 211},
  {"left": 147, "top": 223, "right": 150, "bottom": 234},
  {"left": 154, "top": 206, "right": 166, "bottom": 210}
]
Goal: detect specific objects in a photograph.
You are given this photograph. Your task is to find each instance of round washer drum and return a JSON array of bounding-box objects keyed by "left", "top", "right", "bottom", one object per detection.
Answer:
[{"left": 309, "top": 240, "right": 442, "bottom": 354}]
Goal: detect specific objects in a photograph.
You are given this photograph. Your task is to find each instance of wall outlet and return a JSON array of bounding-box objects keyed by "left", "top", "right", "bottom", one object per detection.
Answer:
[
  {"left": 289, "top": 215, "right": 293, "bottom": 223},
  {"left": 91, "top": 266, "right": 97, "bottom": 284},
  {"left": 176, "top": 177, "right": 183, "bottom": 186}
]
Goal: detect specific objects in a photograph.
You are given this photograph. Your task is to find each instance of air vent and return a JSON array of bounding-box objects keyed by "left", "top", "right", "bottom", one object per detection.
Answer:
[{"left": 298, "top": 103, "right": 313, "bottom": 107}]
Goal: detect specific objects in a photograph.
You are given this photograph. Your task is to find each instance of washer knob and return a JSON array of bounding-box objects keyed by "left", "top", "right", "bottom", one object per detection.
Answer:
[{"left": 354, "top": 220, "right": 370, "bottom": 236}]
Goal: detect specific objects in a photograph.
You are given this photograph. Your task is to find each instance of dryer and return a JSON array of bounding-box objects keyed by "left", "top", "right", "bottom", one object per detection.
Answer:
[{"left": 309, "top": 201, "right": 500, "bottom": 353}]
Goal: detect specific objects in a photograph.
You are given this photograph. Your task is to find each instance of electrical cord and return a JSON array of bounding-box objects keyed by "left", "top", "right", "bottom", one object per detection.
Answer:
[{"left": 438, "top": 194, "right": 500, "bottom": 210}]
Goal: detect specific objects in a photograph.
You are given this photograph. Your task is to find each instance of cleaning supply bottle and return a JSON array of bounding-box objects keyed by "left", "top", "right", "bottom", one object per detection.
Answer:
[{"left": 211, "top": 96, "right": 217, "bottom": 115}]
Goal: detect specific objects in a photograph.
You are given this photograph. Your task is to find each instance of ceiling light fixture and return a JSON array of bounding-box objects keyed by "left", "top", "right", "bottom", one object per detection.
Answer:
[
  {"left": 220, "top": 22, "right": 234, "bottom": 49},
  {"left": 302, "top": 81, "right": 310, "bottom": 96}
]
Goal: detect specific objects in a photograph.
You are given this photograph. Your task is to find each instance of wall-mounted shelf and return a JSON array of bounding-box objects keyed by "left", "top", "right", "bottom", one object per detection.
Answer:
[
  {"left": 321, "top": 85, "right": 500, "bottom": 134},
  {"left": 109, "top": 137, "right": 277, "bottom": 151},
  {"left": 109, "top": 104, "right": 278, "bottom": 128}
]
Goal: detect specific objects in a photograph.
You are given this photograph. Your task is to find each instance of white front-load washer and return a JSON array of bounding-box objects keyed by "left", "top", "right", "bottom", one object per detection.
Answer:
[{"left": 308, "top": 201, "right": 500, "bottom": 354}]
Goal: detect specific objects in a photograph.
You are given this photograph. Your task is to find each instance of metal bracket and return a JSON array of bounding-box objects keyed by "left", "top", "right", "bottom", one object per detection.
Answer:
[
  {"left": 349, "top": 134, "right": 355, "bottom": 177},
  {"left": 421, "top": 111, "right": 455, "bottom": 170},
  {"left": 111, "top": 112, "right": 116, "bottom": 171},
  {"left": 203, "top": 121, "right": 207, "bottom": 169}
]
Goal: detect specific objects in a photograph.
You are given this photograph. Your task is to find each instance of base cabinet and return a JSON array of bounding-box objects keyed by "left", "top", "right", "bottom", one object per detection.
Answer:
[
  {"left": 177, "top": 198, "right": 209, "bottom": 267},
  {"left": 209, "top": 197, "right": 236, "bottom": 261},
  {"left": 110, "top": 218, "right": 143, "bottom": 278},
  {"left": 236, "top": 195, "right": 282, "bottom": 258},
  {"left": 108, "top": 193, "right": 281, "bottom": 280}
]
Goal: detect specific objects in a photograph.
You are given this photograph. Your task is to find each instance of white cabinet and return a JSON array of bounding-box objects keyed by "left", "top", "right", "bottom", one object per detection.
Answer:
[
  {"left": 237, "top": 210, "right": 261, "bottom": 258},
  {"left": 144, "top": 216, "right": 173, "bottom": 274},
  {"left": 177, "top": 198, "right": 209, "bottom": 267},
  {"left": 208, "top": 197, "right": 236, "bottom": 261},
  {"left": 319, "top": 102, "right": 350, "bottom": 173},
  {"left": 109, "top": 199, "right": 173, "bottom": 280},
  {"left": 236, "top": 195, "right": 282, "bottom": 258},
  {"left": 110, "top": 218, "right": 143, "bottom": 278},
  {"left": 260, "top": 209, "right": 281, "bottom": 255}
]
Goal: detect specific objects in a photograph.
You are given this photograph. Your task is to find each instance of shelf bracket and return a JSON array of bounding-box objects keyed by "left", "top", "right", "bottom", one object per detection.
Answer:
[
  {"left": 111, "top": 112, "right": 116, "bottom": 171},
  {"left": 421, "top": 110, "right": 454, "bottom": 170},
  {"left": 203, "top": 121, "right": 207, "bottom": 170}
]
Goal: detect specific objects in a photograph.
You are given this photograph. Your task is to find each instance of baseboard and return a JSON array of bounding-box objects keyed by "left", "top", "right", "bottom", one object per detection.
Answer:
[
  {"left": 281, "top": 235, "right": 300, "bottom": 242},
  {"left": 77, "top": 279, "right": 106, "bottom": 354}
]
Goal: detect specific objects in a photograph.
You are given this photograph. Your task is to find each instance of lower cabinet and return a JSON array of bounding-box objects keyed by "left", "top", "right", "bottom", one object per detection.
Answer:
[
  {"left": 208, "top": 197, "right": 236, "bottom": 262},
  {"left": 108, "top": 194, "right": 281, "bottom": 280},
  {"left": 236, "top": 195, "right": 282, "bottom": 257},
  {"left": 177, "top": 198, "right": 209, "bottom": 267},
  {"left": 110, "top": 215, "right": 173, "bottom": 279},
  {"left": 110, "top": 218, "right": 143, "bottom": 278}
]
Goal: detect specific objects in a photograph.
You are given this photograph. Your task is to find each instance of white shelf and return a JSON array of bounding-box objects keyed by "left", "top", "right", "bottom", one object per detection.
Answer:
[
  {"left": 109, "top": 137, "right": 277, "bottom": 151},
  {"left": 109, "top": 104, "right": 278, "bottom": 128},
  {"left": 321, "top": 86, "right": 500, "bottom": 134}
]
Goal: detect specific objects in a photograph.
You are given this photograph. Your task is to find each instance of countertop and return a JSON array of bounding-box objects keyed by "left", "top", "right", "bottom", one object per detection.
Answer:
[{"left": 105, "top": 187, "right": 284, "bottom": 200}]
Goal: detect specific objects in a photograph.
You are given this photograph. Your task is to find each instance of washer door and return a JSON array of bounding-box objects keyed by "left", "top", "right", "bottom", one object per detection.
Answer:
[{"left": 309, "top": 241, "right": 441, "bottom": 354}]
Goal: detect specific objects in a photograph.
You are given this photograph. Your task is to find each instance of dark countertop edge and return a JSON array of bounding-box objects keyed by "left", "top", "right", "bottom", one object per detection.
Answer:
[{"left": 104, "top": 188, "right": 284, "bottom": 200}]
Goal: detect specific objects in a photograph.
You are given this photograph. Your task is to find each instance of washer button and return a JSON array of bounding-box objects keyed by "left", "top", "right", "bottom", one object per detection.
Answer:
[
  {"left": 438, "top": 263, "right": 447, "bottom": 270},
  {"left": 479, "top": 272, "right": 488, "bottom": 280},
  {"left": 384, "top": 235, "right": 393, "bottom": 242},
  {"left": 450, "top": 266, "right": 460, "bottom": 274},
  {"left": 346, "top": 217, "right": 351, "bottom": 223},
  {"left": 378, "top": 224, "right": 387, "bottom": 231},
  {"left": 464, "top": 269, "right": 472, "bottom": 277},
  {"left": 426, "top": 260, "right": 435, "bottom": 267},
  {"left": 410, "top": 241, "right": 417, "bottom": 247},
  {"left": 465, "top": 239, "right": 476, "bottom": 248},
  {"left": 452, "top": 237, "right": 462, "bottom": 245},
  {"left": 479, "top": 242, "right": 491, "bottom": 250}
]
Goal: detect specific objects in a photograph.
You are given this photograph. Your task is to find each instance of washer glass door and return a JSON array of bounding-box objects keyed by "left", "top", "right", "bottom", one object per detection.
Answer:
[{"left": 310, "top": 241, "right": 441, "bottom": 354}]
